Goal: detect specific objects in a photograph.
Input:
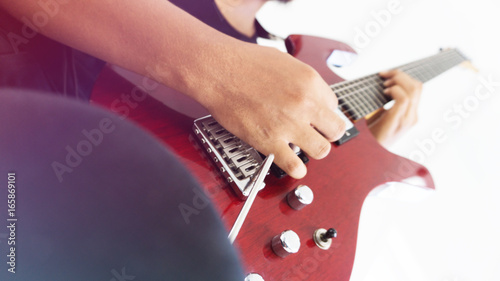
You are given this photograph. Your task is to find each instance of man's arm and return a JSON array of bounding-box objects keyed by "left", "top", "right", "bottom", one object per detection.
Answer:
[{"left": 0, "top": 0, "right": 345, "bottom": 178}]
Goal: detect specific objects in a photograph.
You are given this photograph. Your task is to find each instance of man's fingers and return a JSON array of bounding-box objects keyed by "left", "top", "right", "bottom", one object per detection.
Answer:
[
  {"left": 383, "top": 85, "right": 416, "bottom": 128},
  {"left": 379, "top": 69, "right": 399, "bottom": 78},
  {"left": 271, "top": 141, "right": 307, "bottom": 179},
  {"left": 381, "top": 70, "right": 422, "bottom": 96},
  {"left": 311, "top": 108, "right": 346, "bottom": 142},
  {"left": 268, "top": 115, "right": 343, "bottom": 179},
  {"left": 292, "top": 125, "right": 334, "bottom": 160},
  {"left": 381, "top": 70, "right": 422, "bottom": 128},
  {"left": 373, "top": 69, "right": 424, "bottom": 146},
  {"left": 383, "top": 85, "right": 409, "bottom": 107}
]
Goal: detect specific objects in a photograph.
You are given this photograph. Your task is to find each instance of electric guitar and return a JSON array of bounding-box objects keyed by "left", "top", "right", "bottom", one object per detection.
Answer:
[{"left": 90, "top": 34, "right": 468, "bottom": 280}]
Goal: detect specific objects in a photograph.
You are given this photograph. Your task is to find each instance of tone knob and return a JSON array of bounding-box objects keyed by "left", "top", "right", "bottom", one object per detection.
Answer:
[
  {"left": 271, "top": 230, "right": 301, "bottom": 258},
  {"left": 287, "top": 185, "right": 314, "bottom": 210},
  {"left": 245, "top": 273, "right": 264, "bottom": 281}
]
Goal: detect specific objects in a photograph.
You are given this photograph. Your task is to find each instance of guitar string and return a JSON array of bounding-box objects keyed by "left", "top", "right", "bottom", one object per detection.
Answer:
[
  {"left": 334, "top": 49, "right": 459, "bottom": 102},
  {"left": 337, "top": 52, "right": 463, "bottom": 118},
  {"left": 336, "top": 53, "right": 464, "bottom": 118},
  {"left": 336, "top": 69, "right": 437, "bottom": 116},
  {"left": 334, "top": 50, "right": 458, "bottom": 113},
  {"left": 336, "top": 52, "right": 464, "bottom": 119},
  {"left": 336, "top": 49, "right": 461, "bottom": 99},
  {"left": 333, "top": 50, "right": 464, "bottom": 118},
  {"left": 332, "top": 50, "right": 466, "bottom": 118}
]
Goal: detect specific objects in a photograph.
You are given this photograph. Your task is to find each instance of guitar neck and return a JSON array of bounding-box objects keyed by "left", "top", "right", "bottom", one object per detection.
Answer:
[{"left": 334, "top": 49, "right": 469, "bottom": 120}]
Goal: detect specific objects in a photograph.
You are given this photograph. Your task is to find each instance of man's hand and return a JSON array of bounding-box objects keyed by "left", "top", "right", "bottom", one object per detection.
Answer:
[
  {"left": 0, "top": 0, "right": 346, "bottom": 179},
  {"left": 200, "top": 44, "right": 346, "bottom": 179},
  {"left": 368, "top": 70, "right": 422, "bottom": 146}
]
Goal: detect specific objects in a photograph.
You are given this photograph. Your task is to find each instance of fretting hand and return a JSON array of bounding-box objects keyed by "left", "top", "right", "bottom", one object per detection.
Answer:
[{"left": 368, "top": 70, "right": 423, "bottom": 146}]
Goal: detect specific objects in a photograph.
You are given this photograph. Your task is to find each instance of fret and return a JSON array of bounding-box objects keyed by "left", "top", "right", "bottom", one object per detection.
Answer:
[
  {"left": 362, "top": 88, "right": 382, "bottom": 109},
  {"left": 332, "top": 49, "right": 467, "bottom": 120},
  {"left": 398, "top": 50, "right": 459, "bottom": 82},
  {"left": 347, "top": 89, "right": 370, "bottom": 117},
  {"left": 338, "top": 92, "right": 371, "bottom": 119},
  {"left": 412, "top": 67, "right": 426, "bottom": 82},
  {"left": 426, "top": 65, "right": 439, "bottom": 79},
  {"left": 358, "top": 79, "right": 383, "bottom": 110},
  {"left": 337, "top": 89, "right": 363, "bottom": 120},
  {"left": 360, "top": 81, "right": 384, "bottom": 108},
  {"left": 365, "top": 86, "right": 386, "bottom": 106},
  {"left": 362, "top": 75, "right": 389, "bottom": 104},
  {"left": 340, "top": 88, "right": 377, "bottom": 119},
  {"left": 357, "top": 91, "right": 377, "bottom": 114},
  {"left": 350, "top": 80, "right": 374, "bottom": 113}
]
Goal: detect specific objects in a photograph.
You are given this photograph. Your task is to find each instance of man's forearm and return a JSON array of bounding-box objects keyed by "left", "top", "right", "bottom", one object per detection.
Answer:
[
  {"left": 1, "top": 0, "right": 347, "bottom": 179},
  {"left": 0, "top": 0, "right": 241, "bottom": 103}
]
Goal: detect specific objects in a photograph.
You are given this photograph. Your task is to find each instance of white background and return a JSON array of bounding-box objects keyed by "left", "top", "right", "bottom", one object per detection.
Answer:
[{"left": 258, "top": 1, "right": 500, "bottom": 280}]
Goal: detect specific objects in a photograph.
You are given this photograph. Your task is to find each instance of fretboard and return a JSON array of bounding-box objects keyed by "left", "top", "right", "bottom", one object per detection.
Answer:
[{"left": 333, "top": 49, "right": 468, "bottom": 120}]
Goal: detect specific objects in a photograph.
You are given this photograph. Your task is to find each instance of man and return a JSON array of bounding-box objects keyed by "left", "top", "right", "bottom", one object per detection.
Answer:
[
  {"left": 0, "top": 0, "right": 420, "bottom": 177},
  {"left": 0, "top": 1, "right": 423, "bottom": 279},
  {"left": 170, "top": 0, "right": 423, "bottom": 147}
]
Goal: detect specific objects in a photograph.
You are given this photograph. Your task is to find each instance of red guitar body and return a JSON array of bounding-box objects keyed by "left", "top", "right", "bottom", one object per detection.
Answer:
[{"left": 91, "top": 35, "right": 434, "bottom": 281}]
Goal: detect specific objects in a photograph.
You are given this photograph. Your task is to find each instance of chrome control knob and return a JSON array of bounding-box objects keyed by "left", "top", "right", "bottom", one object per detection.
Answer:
[
  {"left": 271, "top": 230, "right": 301, "bottom": 258},
  {"left": 287, "top": 185, "right": 314, "bottom": 210},
  {"left": 245, "top": 273, "right": 264, "bottom": 281}
]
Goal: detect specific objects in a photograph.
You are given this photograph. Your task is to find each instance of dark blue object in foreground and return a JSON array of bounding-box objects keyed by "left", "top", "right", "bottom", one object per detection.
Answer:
[{"left": 0, "top": 89, "right": 244, "bottom": 281}]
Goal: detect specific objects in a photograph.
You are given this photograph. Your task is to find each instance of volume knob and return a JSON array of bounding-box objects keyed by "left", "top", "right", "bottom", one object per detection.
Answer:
[
  {"left": 287, "top": 185, "right": 314, "bottom": 210},
  {"left": 271, "top": 230, "right": 301, "bottom": 258},
  {"left": 245, "top": 273, "right": 264, "bottom": 281}
]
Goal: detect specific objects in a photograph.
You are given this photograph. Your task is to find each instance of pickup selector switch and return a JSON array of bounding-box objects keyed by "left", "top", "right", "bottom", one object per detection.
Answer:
[
  {"left": 313, "top": 228, "right": 337, "bottom": 250},
  {"left": 287, "top": 185, "right": 314, "bottom": 210},
  {"left": 271, "top": 230, "right": 301, "bottom": 258}
]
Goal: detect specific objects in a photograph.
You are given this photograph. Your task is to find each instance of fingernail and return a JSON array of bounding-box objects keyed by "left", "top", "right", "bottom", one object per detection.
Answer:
[{"left": 383, "top": 88, "right": 390, "bottom": 94}]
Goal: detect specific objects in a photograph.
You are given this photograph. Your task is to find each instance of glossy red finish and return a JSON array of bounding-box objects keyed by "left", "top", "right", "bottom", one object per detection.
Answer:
[{"left": 91, "top": 35, "right": 434, "bottom": 281}]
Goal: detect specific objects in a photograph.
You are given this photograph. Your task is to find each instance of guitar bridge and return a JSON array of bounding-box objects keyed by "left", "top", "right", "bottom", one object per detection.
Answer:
[{"left": 193, "top": 116, "right": 264, "bottom": 199}]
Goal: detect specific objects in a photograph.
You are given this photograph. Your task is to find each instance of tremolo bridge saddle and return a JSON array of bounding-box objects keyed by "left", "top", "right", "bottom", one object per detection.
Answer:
[{"left": 193, "top": 116, "right": 264, "bottom": 198}]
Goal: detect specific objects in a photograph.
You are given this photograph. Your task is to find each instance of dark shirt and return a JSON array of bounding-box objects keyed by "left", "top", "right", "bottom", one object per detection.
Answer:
[
  {"left": 0, "top": 9, "right": 106, "bottom": 100},
  {"left": 169, "top": 0, "right": 258, "bottom": 43},
  {"left": 0, "top": 0, "right": 255, "bottom": 100}
]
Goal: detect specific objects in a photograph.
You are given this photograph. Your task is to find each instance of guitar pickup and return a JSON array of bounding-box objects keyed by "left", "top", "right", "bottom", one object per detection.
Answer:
[
  {"left": 333, "top": 107, "right": 359, "bottom": 145},
  {"left": 335, "top": 126, "right": 359, "bottom": 145}
]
